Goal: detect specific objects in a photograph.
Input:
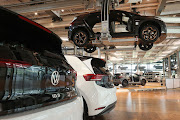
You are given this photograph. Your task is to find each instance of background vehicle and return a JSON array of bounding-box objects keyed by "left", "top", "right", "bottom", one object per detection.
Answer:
[
  {"left": 128, "top": 73, "right": 147, "bottom": 86},
  {"left": 113, "top": 73, "right": 128, "bottom": 87},
  {"left": 0, "top": 6, "right": 83, "bottom": 120},
  {"left": 65, "top": 55, "right": 117, "bottom": 118},
  {"left": 113, "top": 73, "right": 146, "bottom": 87},
  {"left": 68, "top": 10, "right": 167, "bottom": 52}
]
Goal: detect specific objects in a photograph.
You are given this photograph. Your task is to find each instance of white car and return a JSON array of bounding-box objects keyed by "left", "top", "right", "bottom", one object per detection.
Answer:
[{"left": 65, "top": 55, "right": 117, "bottom": 117}]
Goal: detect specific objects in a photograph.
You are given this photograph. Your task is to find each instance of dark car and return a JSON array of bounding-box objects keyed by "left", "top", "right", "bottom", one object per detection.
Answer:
[
  {"left": 0, "top": 6, "right": 82, "bottom": 119},
  {"left": 68, "top": 10, "right": 167, "bottom": 52}
]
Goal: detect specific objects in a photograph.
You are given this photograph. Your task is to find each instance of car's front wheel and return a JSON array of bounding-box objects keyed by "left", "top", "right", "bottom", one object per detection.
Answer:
[
  {"left": 138, "top": 42, "right": 153, "bottom": 51},
  {"left": 73, "top": 30, "right": 89, "bottom": 47},
  {"left": 83, "top": 99, "right": 89, "bottom": 120},
  {"left": 114, "top": 83, "right": 119, "bottom": 86},
  {"left": 84, "top": 46, "right": 96, "bottom": 53},
  {"left": 140, "top": 24, "right": 160, "bottom": 43},
  {"left": 141, "top": 79, "right": 146, "bottom": 86},
  {"left": 122, "top": 79, "right": 128, "bottom": 87}
]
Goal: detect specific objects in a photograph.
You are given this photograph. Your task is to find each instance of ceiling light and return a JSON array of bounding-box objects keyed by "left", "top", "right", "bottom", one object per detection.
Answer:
[
  {"left": 61, "top": 9, "right": 64, "bottom": 12},
  {"left": 173, "top": 40, "right": 180, "bottom": 45},
  {"left": 34, "top": 12, "right": 38, "bottom": 15},
  {"left": 61, "top": 37, "right": 68, "bottom": 41},
  {"left": 162, "top": 50, "right": 173, "bottom": 54},
  {"left": 168, "top": 46, "right": 179, "bottom": 50}
]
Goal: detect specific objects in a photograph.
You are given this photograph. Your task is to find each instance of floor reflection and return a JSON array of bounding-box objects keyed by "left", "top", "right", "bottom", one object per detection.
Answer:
[{"left": 91, "top": 89, "right": 180, "bottom": 120}]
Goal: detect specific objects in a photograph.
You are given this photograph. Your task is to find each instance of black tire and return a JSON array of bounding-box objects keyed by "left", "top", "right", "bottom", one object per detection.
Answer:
[
  {"left": 73, "top": 30, "right": 89, "bottom": 47},
  {"left": 114, "top": 83, "right": 119, "bottom": 86},
  {"left": 139, "top": 25, "right": 160, "bottom": 43},
  {"left": 83, "top": 99, "right": 89, "bottom": 120},
  {"left": 122, "top": 79, "right": 128, "bottom": 87},
  {"left": 139, "top": 42, "right": 153, "bottom": 51},
  {"left": 84, "top": 46, "right": 96, "bottom": 53},
  {"left": 141, "top": 79, "right": 146, "bottom": 86}
]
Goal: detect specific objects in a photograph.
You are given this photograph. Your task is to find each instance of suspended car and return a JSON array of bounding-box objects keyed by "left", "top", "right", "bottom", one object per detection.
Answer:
[{"left": 67, "top": 10, "right": 167, "bottom": 52}]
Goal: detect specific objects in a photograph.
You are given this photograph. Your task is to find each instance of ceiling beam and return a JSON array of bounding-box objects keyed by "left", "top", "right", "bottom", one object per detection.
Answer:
[
  {"left": 156, "top": 0, "right": 167, "bottom": 15},
  {"left": 159, "top": 17, "right": 180, "bottom": 23},
  {"left": 5, "top": 0, "right": 86, "bottom": 14},
  {"left": 161, "top": 1, "right": 180, "bottom": 15}
]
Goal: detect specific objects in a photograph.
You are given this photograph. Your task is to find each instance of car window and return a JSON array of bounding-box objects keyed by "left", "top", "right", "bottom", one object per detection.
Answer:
[{"left": 0, "top": 44, "right": 77, "bottom": 116}]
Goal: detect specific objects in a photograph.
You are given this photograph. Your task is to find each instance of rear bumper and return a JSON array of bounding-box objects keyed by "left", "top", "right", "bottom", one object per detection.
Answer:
[
  {"left": 87, "top": 85, "right": 117, "bottom": 116},
  {"left": 0, "top": 97, "right": 84, "bottom": 120},
  {"left": 97, "top": 101, "right": 117, "bottom": 116}
]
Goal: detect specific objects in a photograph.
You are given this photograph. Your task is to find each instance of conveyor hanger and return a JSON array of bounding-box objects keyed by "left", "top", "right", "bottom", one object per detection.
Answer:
[{"left": 99, "top": 0, "right": 137, "bottom": 43}]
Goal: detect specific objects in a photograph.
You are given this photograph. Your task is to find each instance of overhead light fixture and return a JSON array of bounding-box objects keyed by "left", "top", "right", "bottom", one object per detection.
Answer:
[
  {"left": 61, "top": 37, "right": 68, "bottom": 41},
  {"left": 34, "top": 12, "right": 38, "bottom": 15},
  {"left": 168, "top": 46, "right": 179, "bottom": 50},
  {"left": 162, "top": 50, "right": 173, "bottom": 54},
  {"left": 61, "top": 9, "right": 64, "bottom": 12},
  {"left": 128, "top": 0, "right": 142, "bottom": 3}
]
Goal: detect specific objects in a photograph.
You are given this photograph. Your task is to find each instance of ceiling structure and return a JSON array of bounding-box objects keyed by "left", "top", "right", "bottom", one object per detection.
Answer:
[{"left": 1, "top": 0, "right": 180, "bottom": 64}]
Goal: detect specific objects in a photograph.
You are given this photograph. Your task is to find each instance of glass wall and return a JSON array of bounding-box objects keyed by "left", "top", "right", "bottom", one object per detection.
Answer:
[
  {"left": 170, "top": 53, "right": 178, "bottom": 78},
  {"left": 163, "top": 58, "right": 169, "bottom": 78},
  {"left": 107, "top": 62, "right": 163, "bottom": 75}
]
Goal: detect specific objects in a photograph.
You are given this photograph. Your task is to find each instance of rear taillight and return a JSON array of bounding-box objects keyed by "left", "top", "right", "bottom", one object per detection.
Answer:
[
  {"left": 95, "top": 106, "right": 106, "bottom": 110},
  {"left": 83, "top": 74, "right": 105, "bottom": 81},
  {"left": 70, "top": 21, "right": 75, "bottom": 26},
  {"left": 18, "top": 15, "right": 52, "bottom": 33},
  {"left": 70, "top": 17, "right": 77, "bottom": 26}
]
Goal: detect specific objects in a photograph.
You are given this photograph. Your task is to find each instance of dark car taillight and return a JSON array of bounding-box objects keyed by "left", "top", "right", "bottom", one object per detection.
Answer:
[
  {"left": 70, "top": 21, "right": 75, "bottom": 26},
  {"left": 18, "top": 15, "right": 52, "bottom": 33},
  {"left": 83, "top": 74, "right": 105, "bottom": 81}
]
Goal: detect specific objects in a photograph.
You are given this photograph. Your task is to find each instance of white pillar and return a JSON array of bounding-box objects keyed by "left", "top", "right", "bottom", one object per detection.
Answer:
[
  {"left": 98, "top": 47, "right": 101, "bottom": 58},
  {"left": 83, "top": 49, "right": 86, "bottom": 56},
  {"left": 168, "top": 56, "right": 171, "bottom": 78},
  {"left": 74, "top": 46, "right": 77, "bottom": 55},
  {"left": 113, "top": 63, "right": 115, "bottom": 75}
]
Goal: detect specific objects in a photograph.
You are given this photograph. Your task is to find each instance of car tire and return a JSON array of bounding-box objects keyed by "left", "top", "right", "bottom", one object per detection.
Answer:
[
  {"left": 84, "top": 46, "right": 96, "bottom": 53},
  {"left": 73, "top": 30, "right": 89, "bottom": 47},
  {"left": 83, "top": 99, "right": 89, "bottom": 120},
  {"left": 114, "top": 83, "right": 119, "bottom": 86},
  {"left": 141, "top": 79, "right": 146, "bottom": 86},
  {"left": 122, "top": 79, "right": 128, "bottom": 87},
  {"left": 140, "top": 24, "right": 160, "bottom": 43},
  {"left": 138, "top": 42, "right": 153, "bottom": 51}
]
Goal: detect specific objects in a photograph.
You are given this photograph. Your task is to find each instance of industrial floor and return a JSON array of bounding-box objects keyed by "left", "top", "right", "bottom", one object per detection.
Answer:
[
  {"left": 90, "top": 89, "right": 180, "bottom": 120},
  {"left": 116, "top": 82, "right": 166, "bottom": 92}
]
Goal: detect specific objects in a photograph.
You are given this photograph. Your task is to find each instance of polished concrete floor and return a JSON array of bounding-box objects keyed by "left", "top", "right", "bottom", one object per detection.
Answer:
[{"left": 90, "top": 89, "right": 180, "bottom": 120}]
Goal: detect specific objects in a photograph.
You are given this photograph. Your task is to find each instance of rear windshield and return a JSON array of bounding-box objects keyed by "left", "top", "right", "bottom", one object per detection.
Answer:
[
  {"left": 91, "top": 58, "right": 113, "bottom": 88},
  {"left": 0, "top": 44, "right": 77, "bottom": 116},
  {"left": 0, "top": 6, "right": 62, "bottom": 54}
]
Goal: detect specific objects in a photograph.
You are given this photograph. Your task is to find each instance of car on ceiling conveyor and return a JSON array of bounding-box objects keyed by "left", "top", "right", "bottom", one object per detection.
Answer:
[{"left": 67, "top": 10, "right": 167, "bottom": 53}]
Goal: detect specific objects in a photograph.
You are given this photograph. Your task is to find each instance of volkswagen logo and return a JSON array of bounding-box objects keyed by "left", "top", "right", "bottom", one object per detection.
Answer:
[{"left": 51, "top": 71, "right": 60, "bottom": 86}]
